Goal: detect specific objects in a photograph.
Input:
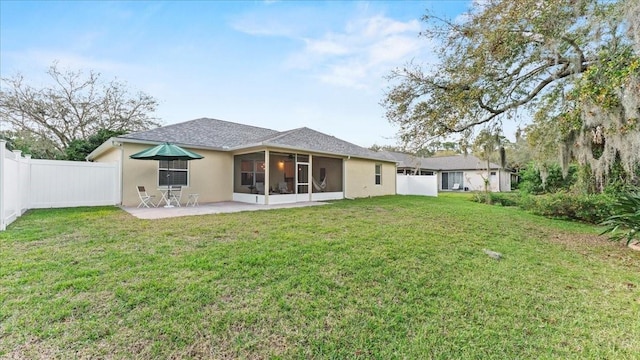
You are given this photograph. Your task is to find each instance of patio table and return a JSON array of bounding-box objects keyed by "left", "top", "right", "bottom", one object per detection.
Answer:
[{"left": 157, "top": 187, "right": 173, "bottom": 207}]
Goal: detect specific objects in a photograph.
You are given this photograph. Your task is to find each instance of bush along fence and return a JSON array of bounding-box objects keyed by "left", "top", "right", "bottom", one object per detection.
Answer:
[
  {"left": 0, "top": 140, "right": 120, "bottom": 230},
  {"left": 471, "top": 191, "right": 616, "bottom": 224}
]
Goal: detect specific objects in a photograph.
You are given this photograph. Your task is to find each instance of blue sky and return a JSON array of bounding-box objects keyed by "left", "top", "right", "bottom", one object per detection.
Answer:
[{"left": 1, "top": 1, "right": 473, "bottom": 148}]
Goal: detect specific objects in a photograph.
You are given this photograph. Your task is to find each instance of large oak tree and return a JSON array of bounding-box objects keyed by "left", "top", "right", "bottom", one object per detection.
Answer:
[
  {"left": 0, "top": 63, "right": 160, "bottom": 158},
  {"left": 383, "top": 0, "right": 639, "bottom": 190}
]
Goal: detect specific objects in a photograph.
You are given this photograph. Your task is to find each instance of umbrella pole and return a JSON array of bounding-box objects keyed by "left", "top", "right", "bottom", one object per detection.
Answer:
[{"left": 165, "top": 167, "right": 174, "bottom": 208}]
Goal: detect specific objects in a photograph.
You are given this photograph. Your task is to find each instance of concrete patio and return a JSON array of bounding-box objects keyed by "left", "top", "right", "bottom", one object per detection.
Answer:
[{"left": 122, "top": 201, "right": 329, "bottom": 219}]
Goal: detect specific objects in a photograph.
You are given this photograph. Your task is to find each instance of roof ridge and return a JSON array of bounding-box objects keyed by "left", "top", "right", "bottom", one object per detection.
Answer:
[
  {"left": 252, "top": 127, "right": 303, "bottom": 144},
  {"left": 196, "top": 117, "right": 279, "bottom": 133}
]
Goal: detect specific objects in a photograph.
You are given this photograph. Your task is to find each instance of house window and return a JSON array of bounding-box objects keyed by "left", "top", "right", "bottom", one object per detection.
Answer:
[
  {"left": 420, "top": 170, "right": 434, "bottom": 176},
  {"left": 490, "top": 171, "right": 497, "bottom": 176},
  {"left": 159, "top": 160, "right": 188, "bottom": 186},
  {"left": 240, "top": 160, "right": 254, "bottom": 185},
  {"left": 256, "top": 161, "right": 265, "bottom": 183},
  {"left": 375, "top": 164, "right": 382, "bottom": 185},
  {"left": 240, "top": 160, "right": 265, "bottom": 186},
  {"left": 441, "top": 171, "right": 463, "bottom": 190}
]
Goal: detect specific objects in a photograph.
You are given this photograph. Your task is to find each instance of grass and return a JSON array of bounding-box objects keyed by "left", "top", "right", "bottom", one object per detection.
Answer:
[{"left": 1, "top": 194, "right": 639, "bottom": 359}]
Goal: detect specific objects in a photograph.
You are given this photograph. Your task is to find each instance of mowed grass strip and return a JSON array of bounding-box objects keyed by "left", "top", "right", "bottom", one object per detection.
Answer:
[{"left": 1, "top": 195, "right": 639, "bottom": 359}]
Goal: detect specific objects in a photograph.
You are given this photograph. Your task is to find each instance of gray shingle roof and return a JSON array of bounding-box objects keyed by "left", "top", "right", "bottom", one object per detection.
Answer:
[
  {"left": 383, "top": 151, "right": 422, "bottom": 168},
  {"left": 257, "top": 127, "right": 397, "bottom": 161},
  {"left": 118, "top": 118, "right": 394, "bottom": 162},
  {"left": 384, "top": 151, "right": 500, "bottom": 170},
  {"left": 121, "top": 118, "right": 278, "bottom": 149}
]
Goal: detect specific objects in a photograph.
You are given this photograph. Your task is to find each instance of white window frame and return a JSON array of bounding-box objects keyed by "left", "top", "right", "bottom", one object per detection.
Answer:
[
  {"left": 441, "top": 171, "right": 463, "bottom": 190},
  {"left": 158, "top": 160, "right": 189, "bottom": 187},
  {"left": 240, "top": 159, "right": 265, "bottom": 186},
  {"left": 375, "top": 164, "right": 382, "bottom": 185}
]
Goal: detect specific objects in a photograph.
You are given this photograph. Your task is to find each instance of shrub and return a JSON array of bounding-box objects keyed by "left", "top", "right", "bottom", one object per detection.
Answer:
[
  {"left": 518, "top": 162, "right": 577, "bottom": 194},
  {"left": 471, "top": 192, "right": 520, "bottom": 206},
  {"left": 471, "top": 190, "right": 616, "bottom": 224},
  {"left": 600, "top": 191, "right": 640, "bottom": 245},
  {"left": 519, "top": 192, "right": 615, "bottom": 224}
]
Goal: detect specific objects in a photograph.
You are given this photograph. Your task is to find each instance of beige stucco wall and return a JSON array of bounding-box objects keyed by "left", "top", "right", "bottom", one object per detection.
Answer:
[
  {"left": 92, "top": 142, "right": 398, "bottom": 205},
  {"left": 344, "top": 158, "right": 396, "bottom": 198},
  {"left": 96, "top": 146, "right": 122, "bottom": 163},
  {"left": 95, "top": 143, "right": 233, "bottom": 206}
]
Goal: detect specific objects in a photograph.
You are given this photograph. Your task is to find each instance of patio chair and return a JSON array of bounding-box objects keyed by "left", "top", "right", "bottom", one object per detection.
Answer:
[
  {"left": 452, "top": 183, "right": 461, "bottom": 190},
  {"left": 186, "top": 193, "right": 199, "bottom": 207},
  {"left": 168, "top": 186, "right": 182, "bottom": 207},
  {"left": 255, "top": 182, "right": 265, "bottom": 194},
  {"left": 136, "top": 186, "right": 157, "bottom": 208},
  {"left": 278, "top": 181, "right": 292, "bottom": 194}
]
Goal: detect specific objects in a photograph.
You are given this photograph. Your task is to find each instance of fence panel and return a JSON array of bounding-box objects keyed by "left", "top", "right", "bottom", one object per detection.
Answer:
[
  {"left": 1, "top": 140, "right": 120, "bottom": 230},
  {"left": 397, "top": 175, "right": 438, "bottom": 197},
  {"left": 29, "top": 160, "right": 118, "bottom": 208},
  {"left": 2, "top": 150, "right": 22, "bottom": 230}
]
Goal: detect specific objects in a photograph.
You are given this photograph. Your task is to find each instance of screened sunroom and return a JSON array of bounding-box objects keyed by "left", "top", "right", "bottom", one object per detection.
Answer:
[{"left": 232, "top": 150, "right": 344, "bottom": 204}]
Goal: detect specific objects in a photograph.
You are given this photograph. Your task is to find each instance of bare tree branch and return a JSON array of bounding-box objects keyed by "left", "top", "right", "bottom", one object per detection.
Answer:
[{"left": 0, "top": 63, "right": 161, "bottom": 156}]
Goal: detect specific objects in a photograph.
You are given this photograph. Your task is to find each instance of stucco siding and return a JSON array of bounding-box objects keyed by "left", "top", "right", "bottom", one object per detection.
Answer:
[
  {"left": 93, "top": 142, "right": 397, "bottom": 205},
  {"left": 107, "top": 143, "right": 233, "bottom": 206},
  {"left": 464, "top": 171, "right": 490, "bottom": 191},
  {"left": 344, "top": 159, "right": 395, "bottom": 198},
  {"left": 188, "top": 149, "right": 234, "bottom": 204},
  {"left": 96, "top": 147, "right": 122, "bottom": 163}
]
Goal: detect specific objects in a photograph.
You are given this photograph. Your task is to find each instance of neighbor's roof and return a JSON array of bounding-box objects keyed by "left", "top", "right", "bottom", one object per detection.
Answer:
[
  {"left": 384, "top": 151, "right": 501, "bottom": 170},
  {"left": 89, "top": 118, "right": 395, "bottom": 162},
  {"left": 383, "top": 151, "right": 423, "bottom": 169}
]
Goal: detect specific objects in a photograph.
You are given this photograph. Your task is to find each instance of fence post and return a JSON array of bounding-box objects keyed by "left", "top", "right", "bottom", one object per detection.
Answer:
[
  {"left": 24, "top": 154, "right": 31, "bottom": 212},
  {"left": 12, "top": 150, "right": 22, "bottom": 218},
  {"left": 0, "top": 140, "right": 6, "bottom": 230}
]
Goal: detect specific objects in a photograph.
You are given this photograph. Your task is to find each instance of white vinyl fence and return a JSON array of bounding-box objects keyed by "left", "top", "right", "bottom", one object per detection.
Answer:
[
  {"left": 397, "top": 174, "right": 438, "bottom": 197},
  {"left": 1, "top": 140, "right": 120, "bottom": 230}
]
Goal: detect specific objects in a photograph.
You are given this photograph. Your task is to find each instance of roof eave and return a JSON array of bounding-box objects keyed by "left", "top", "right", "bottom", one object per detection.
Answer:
[
  {"left": 228, "top": 142, "right": 396, "bottom": 163},
  {"left": 86, "top": 137, "right": 118, "bottom": 161},
  {"left": 86, "top": 137, "right": 233, "bottom": 161}
]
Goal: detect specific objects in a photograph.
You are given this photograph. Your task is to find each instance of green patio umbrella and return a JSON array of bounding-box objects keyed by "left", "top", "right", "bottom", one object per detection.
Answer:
[
  {"left": 129, "top": 142, "right": 204, "bottom": 161},
  {"left": 130, "top": 143, "right": 203, "bottom": 207}
]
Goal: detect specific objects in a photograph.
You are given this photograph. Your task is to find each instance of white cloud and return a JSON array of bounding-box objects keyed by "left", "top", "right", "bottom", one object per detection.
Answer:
[
  {"left": 285, "top": 15, "right": 429, "bottom": 90},
  {"left": 355, "top": 16, "right": 421, "bottom": 38},
  {"left": 318, "top": 62, "right": 369, "bottom": 89},
  {"left": 305, "top": 37, "right": 350, "bottom": 56},
  {"left": 368, "top": 35, "right": 423, "bottom": 65},
  {"left": 231, "top": 5, "right": 431, "bottom": 90}
]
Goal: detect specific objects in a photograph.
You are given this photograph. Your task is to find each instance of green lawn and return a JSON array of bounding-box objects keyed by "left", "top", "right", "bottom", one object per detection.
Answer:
[{"left": 1, "top": 194, "right": 639, "bottom": 359}]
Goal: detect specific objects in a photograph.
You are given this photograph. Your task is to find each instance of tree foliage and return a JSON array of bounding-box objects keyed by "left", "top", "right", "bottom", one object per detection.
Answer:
[
  {"left": 0, "top": 129, "right": 63, "bottom": 159},
  {"left": 0, "top": 63, "right": 160, "bottom": 158},
  {"left": 64, "top": 129, "right": 126, "bottom": 161},
  {"left": 383, "top": 0, "right": 639, "bottom": 192}
]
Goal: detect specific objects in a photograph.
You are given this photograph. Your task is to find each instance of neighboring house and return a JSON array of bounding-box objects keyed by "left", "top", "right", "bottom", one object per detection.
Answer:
[
  {"left": 87, "top": 118, "right": 397, "bottom": 206},
  {"left": 386, "top": 152, "right": 511, "bottom": 192}
]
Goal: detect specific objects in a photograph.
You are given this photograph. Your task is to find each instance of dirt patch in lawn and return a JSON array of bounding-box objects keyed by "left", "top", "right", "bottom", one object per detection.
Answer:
[{"left": 547, "top": 231, "right": 640, "bottom": 270}]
